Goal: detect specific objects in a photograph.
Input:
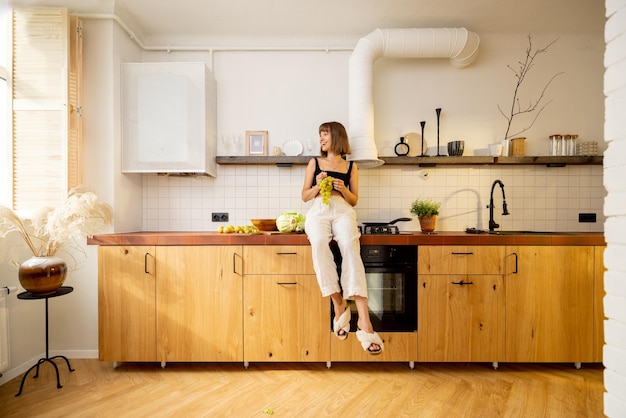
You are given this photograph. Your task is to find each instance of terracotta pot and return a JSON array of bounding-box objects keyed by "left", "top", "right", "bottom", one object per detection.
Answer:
[
  {"left": 419, "top": 215, "right": 437, "bottom": 233},
  {"left": 19, "top": 256, "right": 67, "bottom": 296}
]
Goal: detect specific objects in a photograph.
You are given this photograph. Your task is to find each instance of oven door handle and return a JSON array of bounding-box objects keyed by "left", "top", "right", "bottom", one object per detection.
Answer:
[{"left": 451, "top": 280, "right": 474, "bottom": 286}]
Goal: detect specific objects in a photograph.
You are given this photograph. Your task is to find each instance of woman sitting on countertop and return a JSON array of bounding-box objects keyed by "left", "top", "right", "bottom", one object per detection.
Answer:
[{"left": 301, "top": 121, "right": 383, "bottom": 355}]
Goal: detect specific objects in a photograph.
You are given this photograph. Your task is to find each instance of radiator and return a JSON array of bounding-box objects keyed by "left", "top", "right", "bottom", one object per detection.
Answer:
[{"left": 0, "top": 286, "right": 17, "bottom": 374}]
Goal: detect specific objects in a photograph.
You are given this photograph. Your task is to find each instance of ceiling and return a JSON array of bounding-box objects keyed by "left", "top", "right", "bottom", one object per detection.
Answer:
[{"left": 10, "top": 0, "right": 605, "bottom": 46}]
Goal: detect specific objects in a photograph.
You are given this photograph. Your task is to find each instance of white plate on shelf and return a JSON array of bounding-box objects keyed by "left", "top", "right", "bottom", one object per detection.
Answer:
[
  {"left": 405, "top": 132, "right": 428, "bottom": 156},
  {"left": 282, "top": 139, "right": 303, "bottom": 156}
]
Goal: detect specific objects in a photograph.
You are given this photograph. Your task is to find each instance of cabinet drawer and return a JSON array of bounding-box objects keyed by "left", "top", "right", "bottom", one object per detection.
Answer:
[
  {"left": 330, "top": 331, "right": 417, "bottom": 362},
  {"left": 243, "top": 246, "right": 314, "bottom": 275},
  {"left": 418, "top": 246, "right": 504, "bottom": 275}
]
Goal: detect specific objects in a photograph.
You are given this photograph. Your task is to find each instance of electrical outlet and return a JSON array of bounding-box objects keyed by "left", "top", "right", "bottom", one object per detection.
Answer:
[
  {"left": 578, "top": 213, "right": 596, "bottom": 223},
  {"left": 212, "top": 212, "right": 229, "bottom": 222}
]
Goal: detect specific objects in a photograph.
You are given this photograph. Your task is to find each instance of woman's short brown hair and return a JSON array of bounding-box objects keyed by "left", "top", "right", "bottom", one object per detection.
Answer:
[{"left": 319, "top": 121, "right": 351, "bottom": 157}]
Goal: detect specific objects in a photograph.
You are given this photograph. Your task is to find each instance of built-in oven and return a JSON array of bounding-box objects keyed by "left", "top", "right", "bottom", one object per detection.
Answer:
[{"left": 331, "top": 244, "right": 418, "bottom": 332}]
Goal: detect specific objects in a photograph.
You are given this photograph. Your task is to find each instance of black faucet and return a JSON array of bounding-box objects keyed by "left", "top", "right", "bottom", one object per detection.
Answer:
[{"left": 488, "top": 180, "right": 510, "bottom": 232}]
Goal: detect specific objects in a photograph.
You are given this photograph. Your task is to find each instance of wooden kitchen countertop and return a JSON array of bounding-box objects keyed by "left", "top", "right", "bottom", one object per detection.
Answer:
[{"left": 88, "top": 231, "right": 605, "bottom": 246}]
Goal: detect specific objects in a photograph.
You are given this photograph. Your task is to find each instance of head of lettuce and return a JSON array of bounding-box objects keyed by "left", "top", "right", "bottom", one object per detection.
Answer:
[{"left": 276, "top": 211, "right": 306, "bottom": 233}]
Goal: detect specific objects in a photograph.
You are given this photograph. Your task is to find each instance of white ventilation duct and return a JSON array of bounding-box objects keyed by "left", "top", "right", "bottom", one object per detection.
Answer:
[{"left": 348, "top": 28, "right": 480, "bottom": 168}]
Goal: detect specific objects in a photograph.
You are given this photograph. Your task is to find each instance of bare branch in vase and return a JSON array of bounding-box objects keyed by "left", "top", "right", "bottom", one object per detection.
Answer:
[{"left": 498, "top": 35, "right": 562, "bottom": 140}]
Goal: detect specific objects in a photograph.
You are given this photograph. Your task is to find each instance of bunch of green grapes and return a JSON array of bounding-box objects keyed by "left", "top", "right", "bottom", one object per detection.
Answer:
[
  {"left": 218, "top": 225, "right": 259, "bottom": 234},
  {"left": 319, "top": 176, "right": 334, "bottom": 204}
]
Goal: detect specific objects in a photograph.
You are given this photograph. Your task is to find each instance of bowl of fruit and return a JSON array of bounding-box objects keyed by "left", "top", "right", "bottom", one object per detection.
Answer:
[{"left": 251, "top": 218, "right": 278, "bottom": 231}]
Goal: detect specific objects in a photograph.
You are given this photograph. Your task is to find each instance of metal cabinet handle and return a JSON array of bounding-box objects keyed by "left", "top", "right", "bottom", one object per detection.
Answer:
[
  {"left": 276, "top": 281, "right": 297, "bottom": 285},
  {"left": 276, "top": 252, "right": 297, "bottom": 255},
  {"left": 512, "top": 252, "right": 518, "bottom": 274},
  {"left": 451, "top": 252, "right": 474, "bottom": 255},
  {"left": 233, "top": 252, "right": 242, "bottom": 276},
  {"left": 451, "top": 280, "right": 474, "bottom": 285},
  {"left": 144, "top": 252, "right": 150, "bottom": 274}
]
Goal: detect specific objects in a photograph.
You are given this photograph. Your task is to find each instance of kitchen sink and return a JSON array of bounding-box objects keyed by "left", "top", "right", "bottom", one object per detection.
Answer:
[
  {"left": 465, "top": 228, "right": 575, "bottom": 235},
  {"left": 489, "top": 230, "right": 555, "bottom": 235}
]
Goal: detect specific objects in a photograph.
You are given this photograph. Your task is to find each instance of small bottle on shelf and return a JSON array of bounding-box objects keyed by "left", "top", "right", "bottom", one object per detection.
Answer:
[
  {"left": 561, "top": 134, "right": 570, "bottom": 156},
  {"left": 568, "top": 134, "right": 578, "bottom": 156}
]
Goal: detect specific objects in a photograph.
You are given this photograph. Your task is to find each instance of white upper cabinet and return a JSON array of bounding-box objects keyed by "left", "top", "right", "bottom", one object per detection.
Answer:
[{"left": 121, "top": 62, "right": 217, "bottom": 176}]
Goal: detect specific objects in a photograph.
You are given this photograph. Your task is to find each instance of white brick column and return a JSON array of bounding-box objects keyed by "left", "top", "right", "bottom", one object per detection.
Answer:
[{"left": 604, "top": 1, "right": 626, "bottom": 416}]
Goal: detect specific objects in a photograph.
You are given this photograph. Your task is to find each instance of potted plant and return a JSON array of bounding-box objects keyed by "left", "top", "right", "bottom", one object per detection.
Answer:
[
  {"left": 0, "top": 186, "right": 113, "bottom": 295},
  {"left": 410, "top": 198, "right": 441, "bottom": 233}
]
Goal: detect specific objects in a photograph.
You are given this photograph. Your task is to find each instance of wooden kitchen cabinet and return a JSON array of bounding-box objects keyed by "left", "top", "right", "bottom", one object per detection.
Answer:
[
  {"left": 243, "top": 245, "right": 314, "bottom": 275},
  {"left": 593, "top": 246, "right": 606, "bottom": 362},
  {"left": 98, "top": 246, "right": 157, "bottom": 362},
  {"left": 419, "top": 245, "right": 504, "bottom": 275},
  {"left": 417, "top": 246, "right": 505, "bottom": 363},
  {"left": 156, "top": 246, "right": 243, "bottom": 363},
  {"left": 97, "top": 240, "right": 603, "bottom": 367},
  {"left": 243, "top": 274, "right": 329, "bottom": 362},
  {"left": 418, "top": 274, "right": 504, "bottom": 362},
  {"left": 504, "top": 246, "right": 595, "bottom": 363},
  {"left": 98, "top": 245, "right": 243, "bottom": 364},
  {"left": 243, "top": 246, "right": 330, "bottom": 363}
]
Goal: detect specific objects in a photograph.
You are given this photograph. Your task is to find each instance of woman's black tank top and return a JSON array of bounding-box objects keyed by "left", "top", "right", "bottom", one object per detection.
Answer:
[{"left": 312, "top": 158, "right": 353, "bottom": 189}]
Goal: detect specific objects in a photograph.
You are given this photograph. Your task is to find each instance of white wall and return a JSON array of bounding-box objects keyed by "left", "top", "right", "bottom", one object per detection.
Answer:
[
  {"left": 0, "top": 235, "right": 45, "bottom": 382},
  {"left": 603, "top": 1, "right": 626, "bottom": 416},
  {"left": 137, "top": 31, "right": 605, "bottom": 232},
  {"left": 141, "top": 33, "right": 605, "bottom": 160},
  {"left": 0, "top": 18, "right": 145, "bottom": 385}
]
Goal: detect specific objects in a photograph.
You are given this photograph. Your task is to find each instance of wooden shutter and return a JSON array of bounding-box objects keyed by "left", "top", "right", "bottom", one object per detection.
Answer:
[
  {"left": 68, "top": 16, "right": 83, "bottom": 191},
  {"left": 11, "top": 7, "right": 82, "bottom": 211}
]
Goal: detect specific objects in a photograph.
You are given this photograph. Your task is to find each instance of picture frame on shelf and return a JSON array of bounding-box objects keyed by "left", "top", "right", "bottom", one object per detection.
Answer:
[{"left": 246, "top": 131, "right": 268, "bottom": 156}]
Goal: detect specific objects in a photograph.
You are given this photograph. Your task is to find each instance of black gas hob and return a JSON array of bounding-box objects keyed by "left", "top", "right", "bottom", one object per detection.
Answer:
[
  {"left": 361, "top": 225, "right": 401, "bottom": 235},
  {"left": 360, "top": 217, "right": 411, "bottom": 235}
]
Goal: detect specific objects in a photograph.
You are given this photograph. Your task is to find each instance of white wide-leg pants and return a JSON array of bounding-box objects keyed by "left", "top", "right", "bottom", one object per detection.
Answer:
[{"left": 305, "top": 196, "right": 368, "bottom": 299}]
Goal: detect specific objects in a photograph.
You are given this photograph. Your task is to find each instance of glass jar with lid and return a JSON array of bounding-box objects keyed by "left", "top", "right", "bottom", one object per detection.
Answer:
[{"left": 548, "top": 134, "right": 562, "bottom": 156}]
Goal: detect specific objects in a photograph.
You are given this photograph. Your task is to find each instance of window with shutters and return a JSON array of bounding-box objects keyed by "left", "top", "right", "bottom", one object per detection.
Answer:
[
  {"left": 1, "top": 8, "right": 9, "bottom": 207},
  {"left": 0, "top": 67, "right": 7, "bottom": 206},
  {"left": 8, "top": 7, "right": 82, "bottom": 212}
]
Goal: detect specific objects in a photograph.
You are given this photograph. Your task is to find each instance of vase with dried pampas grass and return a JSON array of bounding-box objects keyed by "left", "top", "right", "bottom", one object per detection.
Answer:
[{"left": 0, "top": 186, "right": 113, "bottom": 295}]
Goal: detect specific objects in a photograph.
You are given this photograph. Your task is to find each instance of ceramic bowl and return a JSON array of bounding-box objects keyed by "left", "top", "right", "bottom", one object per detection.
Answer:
[
  {"left": 447, "top": 141, "right": 465, "bottom": 156},
  {"left": 488, "top": 143, "right": 503, "bottom": 156},
  {"left": 251, "top": 218, "right": 278, "bottom": 231}
]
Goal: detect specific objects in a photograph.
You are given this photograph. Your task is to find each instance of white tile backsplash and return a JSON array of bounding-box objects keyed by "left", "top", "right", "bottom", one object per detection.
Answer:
[{"left": 142, "top": 163, "right": 605, "bottom": 232}]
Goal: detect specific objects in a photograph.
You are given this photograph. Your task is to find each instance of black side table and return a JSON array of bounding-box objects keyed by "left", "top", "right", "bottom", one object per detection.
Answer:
[{"left": 15, "top": 286, "right": 75, "bottom": 396}]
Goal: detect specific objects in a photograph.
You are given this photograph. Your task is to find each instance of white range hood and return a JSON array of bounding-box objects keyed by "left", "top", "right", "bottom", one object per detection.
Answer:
[{"left": 348, "top": 28, "right": 480, "bottom": 168}]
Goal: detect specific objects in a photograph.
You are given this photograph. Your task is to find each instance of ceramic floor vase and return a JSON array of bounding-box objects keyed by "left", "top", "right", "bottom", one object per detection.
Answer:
[{"left": 19, "top": 256, "right": 68, "bottom": 296}]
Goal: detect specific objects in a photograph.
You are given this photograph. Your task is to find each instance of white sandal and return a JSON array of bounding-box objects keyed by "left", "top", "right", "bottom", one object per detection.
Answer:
[
  {"left": 356, "top": 329, "right": 384, "bottom": 354},
  {"left": 333, "top": 304, "right": 350, "bottom": 340}
]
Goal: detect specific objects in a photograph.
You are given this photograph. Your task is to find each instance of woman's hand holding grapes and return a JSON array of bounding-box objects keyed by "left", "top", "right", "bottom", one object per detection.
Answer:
[{"left": 332, "top": 178, "right": 344, "bottom": 194}]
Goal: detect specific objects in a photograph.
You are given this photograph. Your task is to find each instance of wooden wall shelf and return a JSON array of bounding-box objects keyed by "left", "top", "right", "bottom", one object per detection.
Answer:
[
  {"left": 495, "top": 156, "right": 602, "bottom": 166},
  {"left": 216, "top": 156, "right": 311, "bottom": 166},
  {"left": 216, "top": 155, "right": 603, "bottom": 167}
]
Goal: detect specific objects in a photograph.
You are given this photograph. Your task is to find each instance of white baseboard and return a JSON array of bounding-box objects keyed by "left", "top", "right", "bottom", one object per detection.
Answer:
[{"left": 0, "top": 349, "right": 98, "bottom": 386}]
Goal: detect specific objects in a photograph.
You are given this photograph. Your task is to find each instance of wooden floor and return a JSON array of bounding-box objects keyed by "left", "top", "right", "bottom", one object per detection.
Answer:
[{"left": 0, "top": 359, "right": 604, "bottom": 417}]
